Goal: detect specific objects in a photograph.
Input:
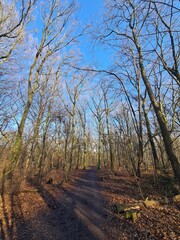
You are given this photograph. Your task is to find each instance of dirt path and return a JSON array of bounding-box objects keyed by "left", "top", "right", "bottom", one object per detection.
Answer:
[
  {"left": 12, "top": 167, "right": 109, "bottom": 240},
  {"left": 2, "top": 167, "right": 179, "bottom": 239},
  {"left": 60, "top": 166, "right": 108, "bottom": 240}
]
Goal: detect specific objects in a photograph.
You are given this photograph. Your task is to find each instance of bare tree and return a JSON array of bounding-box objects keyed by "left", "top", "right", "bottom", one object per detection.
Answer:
[
  {"left": 0, "top": 0, "right": 36, "bottom": 63},
  {"left": 6, "top": 0, "right": 80, "bottom": 177},
  {"left": 142, "top": 91, "right": 159, "bottom": 177},
  {"left": 89, "top": 90, "right": 105, "bottom": 170},
  {"left": 78, "top": 105, "right": 88, "bottom": 169},
  {"left": 151, "top": 1, "right": 180, "bottom": 87},
  {"left": 101, "top": 81, "right": 118, "bottom": 171},
  {"left": 59, "top": 72, "right": 87, "bottom": 175},
  {"left": 95, "top": 0, "right": 180, "bottom": 181}
]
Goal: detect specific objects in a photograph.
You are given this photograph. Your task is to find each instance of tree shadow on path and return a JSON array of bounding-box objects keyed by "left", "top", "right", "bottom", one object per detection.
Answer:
[
  {"left": 0, "top": 193, "right": 33, "bottom": 240},
  {"left": 26, "top": 166, "right": 108, "bottom": 240}
]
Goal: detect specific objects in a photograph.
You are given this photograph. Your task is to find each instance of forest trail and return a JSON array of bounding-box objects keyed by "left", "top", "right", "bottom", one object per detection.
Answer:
[
  {"left": 54, "top": 166, "right": 108, "bottom": 240},
  {"left": 59, "top": 167, "right": 107, "bottom": 240},
  {"left": 11, "top": 167, "right": 109, "bottom": 240},
  {"left": 1, "top": 167, "right": 180, "bottom": 240}
]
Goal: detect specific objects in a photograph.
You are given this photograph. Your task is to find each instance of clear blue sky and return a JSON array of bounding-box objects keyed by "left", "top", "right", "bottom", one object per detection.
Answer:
[{"left": 78, "top": 0, "right": 103, "bottom": 23}]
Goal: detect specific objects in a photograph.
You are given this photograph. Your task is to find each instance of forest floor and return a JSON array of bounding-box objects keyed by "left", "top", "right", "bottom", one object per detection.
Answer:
[{"left": 0, "top": 166, "right": 180, "bottom": 240}]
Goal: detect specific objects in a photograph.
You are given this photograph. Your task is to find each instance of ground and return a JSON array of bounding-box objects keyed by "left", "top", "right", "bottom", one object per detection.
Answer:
[{"left": 0, "top": 166, "right": 180, "bottom": 240}]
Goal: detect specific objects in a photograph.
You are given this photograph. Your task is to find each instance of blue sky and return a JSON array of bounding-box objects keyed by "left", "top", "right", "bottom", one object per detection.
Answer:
[
  {"left": 78, "top": 0, "right": 113, "bottom": 68},
  {"left": 78, "top": 0, "right": 104, "bottom": 23},
  {"left": 32, "top": 0, "right": 112, "bottom": 69}
]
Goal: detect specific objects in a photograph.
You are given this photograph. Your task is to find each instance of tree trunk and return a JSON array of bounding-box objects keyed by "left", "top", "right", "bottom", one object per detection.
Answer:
[
  {"left": 136, "top": 78, "right": 143, "bottom": 177},
  {"left": 142, "top": 99, "right": 159, "bottom": 175},
  {"left": 133, "top": 29, "right": 180, "bottom": 182},
  {"left": 7, "top": 97, "right": 33, "bottom": 176},
  {"left": 97, "top": 121, "right": 102, "bottom": 170},
  {"left": 83, "top": 131, "right": 87, "bottom": 169}
]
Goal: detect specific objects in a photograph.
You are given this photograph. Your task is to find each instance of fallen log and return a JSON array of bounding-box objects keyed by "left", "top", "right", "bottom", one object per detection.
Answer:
[
  {"left": 112, "top": 203, "right": 141, "bottom": 222},
  {"left": 112, "top": 199, "right": 161, "bottom": 223},
  {"left": 125, "top": 209, "right": 141, "bottom": 223},
  {"left": 143, "top": 198, "right": 160, "bottom": 208},
  {"left": 112, "top": 203, "right": 142, "bottom": 214}
]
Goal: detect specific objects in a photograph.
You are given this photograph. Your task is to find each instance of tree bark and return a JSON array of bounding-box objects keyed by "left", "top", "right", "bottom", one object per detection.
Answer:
[
  {"left": 142, "top": 99, "right": 159, "bottom": 175},
  {"left": 132, "top": 28, "right": 180, "bottom": 182}
]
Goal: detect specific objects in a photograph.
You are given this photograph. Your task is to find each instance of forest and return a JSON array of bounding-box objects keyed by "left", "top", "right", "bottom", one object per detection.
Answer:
[{"left": 0, "top": 0, "right": 180, "bottom": 239}]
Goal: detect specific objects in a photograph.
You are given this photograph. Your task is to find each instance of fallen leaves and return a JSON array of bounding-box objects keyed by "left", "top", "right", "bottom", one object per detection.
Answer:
[
  {"left": 0, "top": 167, "right": 180, "bottom": 240},
  {"left": 98, "top": 168, "right": 180, "bottom": 239}
]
